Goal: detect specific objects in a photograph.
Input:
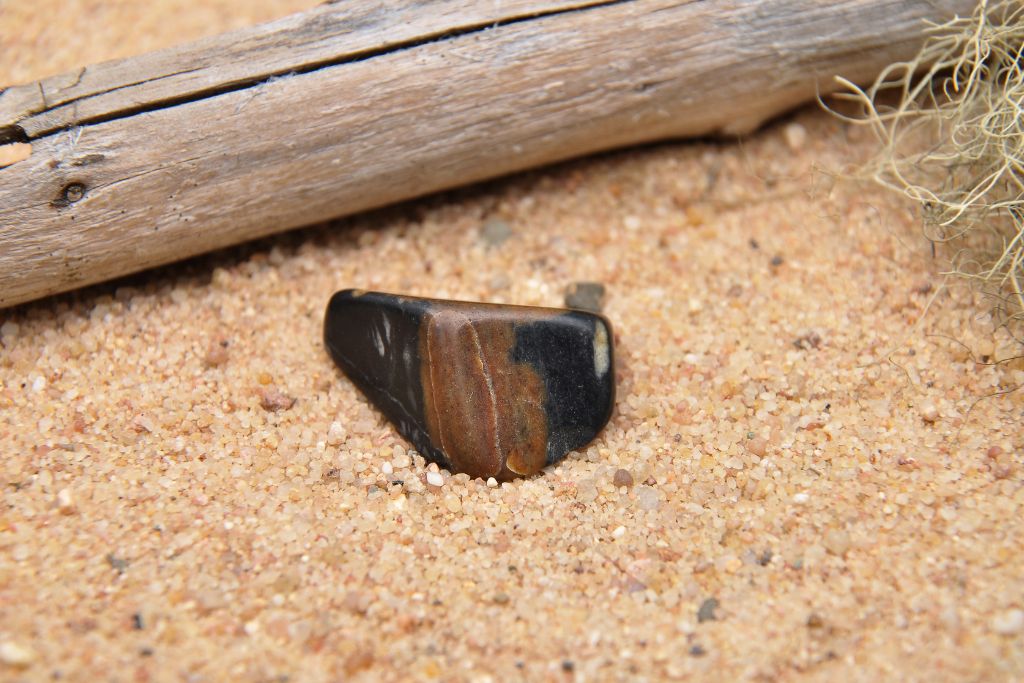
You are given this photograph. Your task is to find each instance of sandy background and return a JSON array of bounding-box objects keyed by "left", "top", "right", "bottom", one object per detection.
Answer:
[{"left": 1, "top": 2, "right": 1023, "bottom": 681}]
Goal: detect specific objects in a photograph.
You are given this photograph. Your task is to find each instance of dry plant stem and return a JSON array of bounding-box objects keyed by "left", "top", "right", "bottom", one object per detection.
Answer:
[
  {"left": 831, "top": 0, "right": 1024, "bottom": 341},
  {"left": 0, "top": 0, "right": 974, "bottom": 308}
]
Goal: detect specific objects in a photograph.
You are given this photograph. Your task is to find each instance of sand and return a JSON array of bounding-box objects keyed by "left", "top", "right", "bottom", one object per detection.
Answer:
[{"left": 1, "top": 2, "right": 1023, "bottom": 681}]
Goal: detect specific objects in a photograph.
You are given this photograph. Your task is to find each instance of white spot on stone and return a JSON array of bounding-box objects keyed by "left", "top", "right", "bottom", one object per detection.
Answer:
[
  {"left": 382, "top": 315, "right": 391, "bottom": 343},
  {"left": 372, "top": 329, "right": 384, "bottom": 356},
  {"left": 593, "top": 322, "right": 610, "bottom": 377}
]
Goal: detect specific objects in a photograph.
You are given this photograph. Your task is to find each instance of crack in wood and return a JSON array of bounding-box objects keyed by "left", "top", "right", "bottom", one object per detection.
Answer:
[{"left": 2, "top": 0, "right": 634, "bottom": 144}]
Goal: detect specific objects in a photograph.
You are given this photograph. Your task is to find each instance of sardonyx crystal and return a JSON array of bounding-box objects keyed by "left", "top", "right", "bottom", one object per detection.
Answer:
[{"left": 323, "top": 290, "right": 615, "bottom": 480}]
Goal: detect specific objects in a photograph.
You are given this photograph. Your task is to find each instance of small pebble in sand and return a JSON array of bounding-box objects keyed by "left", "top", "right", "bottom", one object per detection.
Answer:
[
  {"left": 612, "top": 469, "right": 634, "bottom": 488},
  {"left": 0, "top": 321, "right": 19, "bottom": 344},
  {"left": 564, "top": 282, "right": 606, "bottom": 313},
  {"left": 426, "top": 471, "right": 444, "bottom": 488},
  {"left": 783, "top": 122, "right": 808, "bottom": 151},
  {"left": 56, "top": 488, "right": 75, "bottom": 515},
  {"left": 697, "top": 597, "right": 719, "bottom": 623},
  {"left": 991, "top": 609, "right": 1024, "bottom": 635},
  {"left": 0, "top": 641, "right": 34, "bottom": 668},
  {"left": 636, "top": 485, "right": 660, "bottom": 510},
  {"left": 689, "top": 644, "right": 707, "bottom": 657},
  {"left": 770, "top": 255, "right": 784, "bottom": 267},
  {"left": 746, "top": 437, "right": 768, "bottom": 458},
  {"left": 480, "top": 218, "right": 513, "bottom": 247},
  {"left": 492, "top": 593, "right": 510, "bottom": 605},
  {"left": 204, "top": 340, "right": 229, "bottom": 367},
  {"left": 107, "top": 554, "right": 130, "bottom": 573},
  {"left": 920, "top": 402, "right": 939, "bottom": 423},
  {"left": 792, "top": 332, "right": 822, "bottom": 351},
  {"left": 327, "top": 421, "right": 346, "bottom": 446},
  {"left": 392, "top": 450, "right": 412, "bottom": 469},
  {"left": 486, "top": 477, "right": 498, "bottom": 488},
  {"left": 344, "top": 649, "right": 374, "bottom": 675},
  {"left": 259, "top": 387, "right": 296, "bottom": 412},
  {"left": 824, "top": 529, "right": 851, "bottom": 557}
]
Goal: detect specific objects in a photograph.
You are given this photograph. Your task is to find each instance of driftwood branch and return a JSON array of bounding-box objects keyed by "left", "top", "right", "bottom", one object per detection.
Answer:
[{"left": 0, "top": 0, "right": 975, "bottom": 307}]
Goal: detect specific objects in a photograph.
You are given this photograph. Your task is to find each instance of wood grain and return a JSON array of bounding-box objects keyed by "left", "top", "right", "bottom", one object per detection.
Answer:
[{"left": 0, "top": 0, "right": 975, "bottom": 307}]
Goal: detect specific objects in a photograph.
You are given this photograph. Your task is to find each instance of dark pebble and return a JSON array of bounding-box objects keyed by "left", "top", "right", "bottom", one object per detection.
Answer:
[
  {"left": 770, "top": 255, "right": 784, "bottom": 267},
  {"left": 561, "top": 660, "right": 575, "bottom": 672},
  {"left": 612, "top": 468, "right": 634, "bottom": 488},
  {"left": 324, "top": 290, "right": 615, "bottom": 480},
  {"left": 106, "top": 554, "right": 129, "bottom": 573},
  {"left": 132, "top": 613, "right": 144, "bottom": 630},
  {"left": 564, "top": 281, "right": 606, "bottom": 313},
  {"left": 792, "top": 332, "right": 822, "bottom": 350},
  {"left": 697, "top": 597, "right": 719, "bottom": 623},
  {"left": 689, "top": 645, "right": 707, "bottom": 657}
]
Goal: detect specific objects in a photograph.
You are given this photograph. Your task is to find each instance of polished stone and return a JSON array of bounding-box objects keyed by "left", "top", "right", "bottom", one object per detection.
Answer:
[{"left": 324, "top": 289, "right": 615, "bottom": 480}]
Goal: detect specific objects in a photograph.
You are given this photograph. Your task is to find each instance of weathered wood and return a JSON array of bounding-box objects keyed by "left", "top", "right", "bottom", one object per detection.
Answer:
[
  {"left": 0, "top": 0, "right": 975, "bottom": 308},
  {"left": 0, "top": 0, "right": 613, "bottom": 143}
]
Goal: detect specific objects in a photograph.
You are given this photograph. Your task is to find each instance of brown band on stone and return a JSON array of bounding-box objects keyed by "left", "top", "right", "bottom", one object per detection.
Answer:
[{"left": 420, "top": 309, "right": 549, "bottom": 480}]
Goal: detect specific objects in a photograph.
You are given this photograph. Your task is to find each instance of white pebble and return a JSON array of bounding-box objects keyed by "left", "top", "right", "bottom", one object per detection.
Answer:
[
  {"left": 392, "top": 451, "right": 412, "bottom": 469},
  {"left": 992, "top": 609, "right": 1024, "bottom": 635},
  {"left": 612, "top": 525, "right": 626, "bottom": 538},
  {"left": 326, "top": 421, "right": 346, "bottom": 445},
  {"left": 426, "top": 471, "right": 444, "bottom": 487},
  {"left": 486, "top": 477, "right": 498, "bottom": 488},
  {"left": 0, "top": 641, "right": 34, "bottom": 668},
  {"left": 31, "top": 376, "right": 45, "bottom": 392},
  {"left": 56, "top": 488, "right": 75, "bottom": 514},
  {"left": 793, "top": 492, "right": 810, "bottom": 504},
  {"left": 381, "top": 462, "right": 394, "bottom": 475},
  {"left": 783, "top": 122, "right": 807, "bottom": 151}
]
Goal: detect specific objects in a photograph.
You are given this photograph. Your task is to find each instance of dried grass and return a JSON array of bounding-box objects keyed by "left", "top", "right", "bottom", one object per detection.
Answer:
[{"left": 830, "top": 0, "right": 1024, "bottom": 343}]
